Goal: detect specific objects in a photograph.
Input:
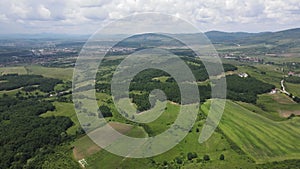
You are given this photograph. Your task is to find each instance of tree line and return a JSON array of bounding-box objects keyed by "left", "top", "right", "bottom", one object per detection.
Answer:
[{"left": 0, "top": 74, "right": 62, "bottom": 92}]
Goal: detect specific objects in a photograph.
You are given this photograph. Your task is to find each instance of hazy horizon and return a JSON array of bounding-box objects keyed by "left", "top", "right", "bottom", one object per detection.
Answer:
[{"left": 1, "top": 27, "right": 300, "bottom": 37}]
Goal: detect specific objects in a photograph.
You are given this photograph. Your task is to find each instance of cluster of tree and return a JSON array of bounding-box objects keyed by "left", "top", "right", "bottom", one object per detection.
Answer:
[
  {"left": 219, "top": 154, "right": 225, "bottom": 160},
  {"left": 95, "top": 83, "right": 110, "bottom": 94},
  {"left": 98, "top": 105, "right": 113, "bottom": 118},
  {"left": 203, "top": 154, "right": 210, "bottom": 161},
  {"left": 170, "top": 48, "right": 197, "bottom": 57},
  {"left": 129, "top": 81, "right": 212, "bottom": 111},
  {"left": 0, "top": 74, "right": 62, "bottom": 92},
  {"left": 96, "top": 56, "right": 275, "bottom": 111},
  {"left": 223, "top": 64, "right": 238, "bottom": 72},
  {"left": 95, "top": 56, "right": 237, "bottom": 86},
  {"left": 224, "top": 75, "right": 275, "bottom": 103},
  {"left": 292, "top": 96, "right": 300, "bottom": 103},
  {"left": 22, "top": 86, "right": 37, "bottom": 92},
  {"left": 175, "top": 157, "right": 183, "bottom": 164},
  {"left": 55, "top": 81, "right": 72, "bottom": 92},
  {"left": 0, "top": 96, "right": 73, "bottom": 168},
  {"left": 130, "top": 93, "right": 152, "bottom": 112},
  {"left": 98, "top": 73, "right": 273, "bottom": 111},
  {"left": 56, "top": 95, "right": 72, "bottom": 103},
  {"left": 100, "top": 58, "right": 123, "bottom": 66},
  {"left": 187, "top": 152, "right": 198, "bottom": 160},
  {"left": 181, "top": 56, "right": 238, "bottom": 78},
  {"left": 139, "top": 123, "right": 155, "bottom": 137}
]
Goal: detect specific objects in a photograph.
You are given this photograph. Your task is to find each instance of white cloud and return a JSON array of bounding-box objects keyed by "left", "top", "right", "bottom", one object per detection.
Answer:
[
  {"left": 38, "top": 5, "right": 51, "bottom": 19},
  {"left": 10, "top": 3, "right": 29, "bottom": 19},
  {"left": 0, "top": 0, "right": 300, "bottom": 34},
  {"left": 0, "top": 14, "right": 8, "bottom": 22}
]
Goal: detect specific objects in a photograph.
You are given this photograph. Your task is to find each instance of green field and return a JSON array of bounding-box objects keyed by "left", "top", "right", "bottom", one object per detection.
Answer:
[
  {"left": 2, "top": 53, "right": 300, "bottom": 168},
  {"left": 285, "top": 82, "right": 300, "bottom": 97},
  {"left": 82, "top": 102, "right": 257, "bottom": 169},
  {"left": 0, "top": 65, "right": 73, "bottom": 80},
  {"left": 0, "top": 66, "right": 28, "bottom": 75},
  {"left": 0, "top": 88, "right": 20, "bottom": 96},
  {"left": 202, "top": 100, "right": 300, "bottom": 163},
  {"left": 257, "top": 93, "right": 300, "bottom": 118},
  {"left": 25, "top": 65, "right": 73, "bottom": 80},
  {"left": 41, "top": 102, "right": 80, "bottom": 135},
  {"left": 236, "top": 92, "right": 300, "bottom": 121}
]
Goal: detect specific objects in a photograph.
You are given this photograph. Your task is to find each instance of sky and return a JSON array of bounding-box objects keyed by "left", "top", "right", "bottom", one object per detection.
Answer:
[{"left": 0, "top": 0, "right": 300, "bottom": 34}]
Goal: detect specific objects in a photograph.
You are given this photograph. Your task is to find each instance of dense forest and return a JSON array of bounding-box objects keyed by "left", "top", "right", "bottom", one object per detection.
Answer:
[
  {"left": 0, "top": 96, "right": 73, "bottom": 168},
  {"left": 225, "top": 75, "right": 275, "bottom": 103},
  {"left": 128, "top": 73, "right": 275, "bottom": 111},
  {"left": 0, "top": 74, "right": 62, "bottom": 92},
  {"left": 95, "top": 56, "right": 274, "bottom": 111}
]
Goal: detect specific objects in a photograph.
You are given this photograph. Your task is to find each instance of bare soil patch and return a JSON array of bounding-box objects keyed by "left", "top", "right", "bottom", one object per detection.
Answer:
[
  {"left": 279, "top": 110, "right": 300, "bottom": 118},
  {"left": 73, "top": 122, "right": 133, "bottom": 160},
  {"left": 271, "top": 93, "right": 296, "bottom": 104}
]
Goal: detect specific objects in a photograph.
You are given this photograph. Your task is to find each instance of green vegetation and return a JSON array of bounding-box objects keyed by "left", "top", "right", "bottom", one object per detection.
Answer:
[
  {"left": 25, "top": 65, "right": 73, "bottom": 81},
  {"left": 0, "top": 66, "right": 27, "bottom": 75},
  {"left": 285, "top": 75, "right": 300, "bottom": 84},
  {"left": 73, "top": 135, "right": 101, "bottom": 160},
  {"left": 257, "top": 93, "right": 300, "bottom": 118},
  {"left": 0, "top": 96, "right": 73, "bottom": 168},
  {"left": 41, "top": 102, "right": 80, "bottom": 135},
  {"left": 98, "top": 105, "right": 113, "bottom": 118},
  {"left": 2, "top": 30, "right": 300, "bottom": 168},
  {"left": 225, "top": 74, "right": 275, "bottom": 104},
  {"left": 220, "top": 154, "right": 225, "bottom": 160},
  {"left": 202, "top": 100, "right": 300, "bottom": 163},
  {"left": 0, "top": 74, "right": 62, "bottom": 92}
]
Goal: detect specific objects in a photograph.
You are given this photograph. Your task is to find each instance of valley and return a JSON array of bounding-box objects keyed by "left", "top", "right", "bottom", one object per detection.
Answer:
[{"left": 1, "top": 29, "right": 300, "bottom": 168}]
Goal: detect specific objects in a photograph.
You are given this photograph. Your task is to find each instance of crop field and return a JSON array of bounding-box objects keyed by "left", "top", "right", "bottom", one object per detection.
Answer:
[
  {"left": 0, "top": 66, "right": 27, "bottom": 75},
  {"left": 257, "top": 93, "right": 300, "bottom": 118},
  {"left": 0, "top": 65, "right": 73, "bottom": 80},
  {"left": 0, "top": 66, "right": 27, "bottom": 74},
  {"left": 285, "top": 82, "right": 300, "bottom": 97},
  {"left": 25, "top": 65, "right": 73, "bottom": 81},
  {"left": 202, "top": 100, "right": 300, "bottom": 163}
]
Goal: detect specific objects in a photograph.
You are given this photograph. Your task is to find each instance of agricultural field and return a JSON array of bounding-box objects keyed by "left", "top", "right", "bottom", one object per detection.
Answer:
[
  {"left": 202, "top": 100, "right": 300, "bottom": 163},
  {"left": 25, "top": 65, "right": 73, "bottom": 81},
  {"left": 0, "top": 65, "right": 73, "bottom": 80},
  {"left": 0, "top": 66, "right": 28, "bottom": 75}
]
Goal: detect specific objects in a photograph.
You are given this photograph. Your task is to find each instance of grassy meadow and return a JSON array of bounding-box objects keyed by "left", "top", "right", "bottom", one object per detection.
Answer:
[{"left": 202, "top": 100, "right": 300, "bottom": 164}]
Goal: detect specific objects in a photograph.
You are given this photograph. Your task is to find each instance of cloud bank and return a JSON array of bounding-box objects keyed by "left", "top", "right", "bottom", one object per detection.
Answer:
[{"left": 0, "top": 0, "right": 300, "bottom": 34}]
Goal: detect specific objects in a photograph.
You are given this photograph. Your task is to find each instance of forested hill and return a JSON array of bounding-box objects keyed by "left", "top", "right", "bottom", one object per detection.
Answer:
[{"left": 205, "top": 28, "right": 300, "bottom": 45}]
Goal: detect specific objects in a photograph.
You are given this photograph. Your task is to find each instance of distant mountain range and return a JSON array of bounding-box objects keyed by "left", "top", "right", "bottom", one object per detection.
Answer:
[
  {"left": 1, "top": 28, "right": 300, "bottom": 54},
  {"left": 205, "top": 28, "right": 300, "bottom": 44}
]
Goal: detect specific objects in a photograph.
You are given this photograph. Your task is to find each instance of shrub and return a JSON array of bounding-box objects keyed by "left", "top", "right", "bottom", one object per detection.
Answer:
[
  {"left": 220, "top": 154, "right": 225, "bottom": 160},
  {"left": 203, "top": 155, "right": 210, "bottom": 161}
]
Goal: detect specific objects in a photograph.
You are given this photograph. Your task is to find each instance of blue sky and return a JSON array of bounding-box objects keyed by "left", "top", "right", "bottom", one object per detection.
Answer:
[{"left": 0, "top": 0, "right": 300, "bottom": 34}]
